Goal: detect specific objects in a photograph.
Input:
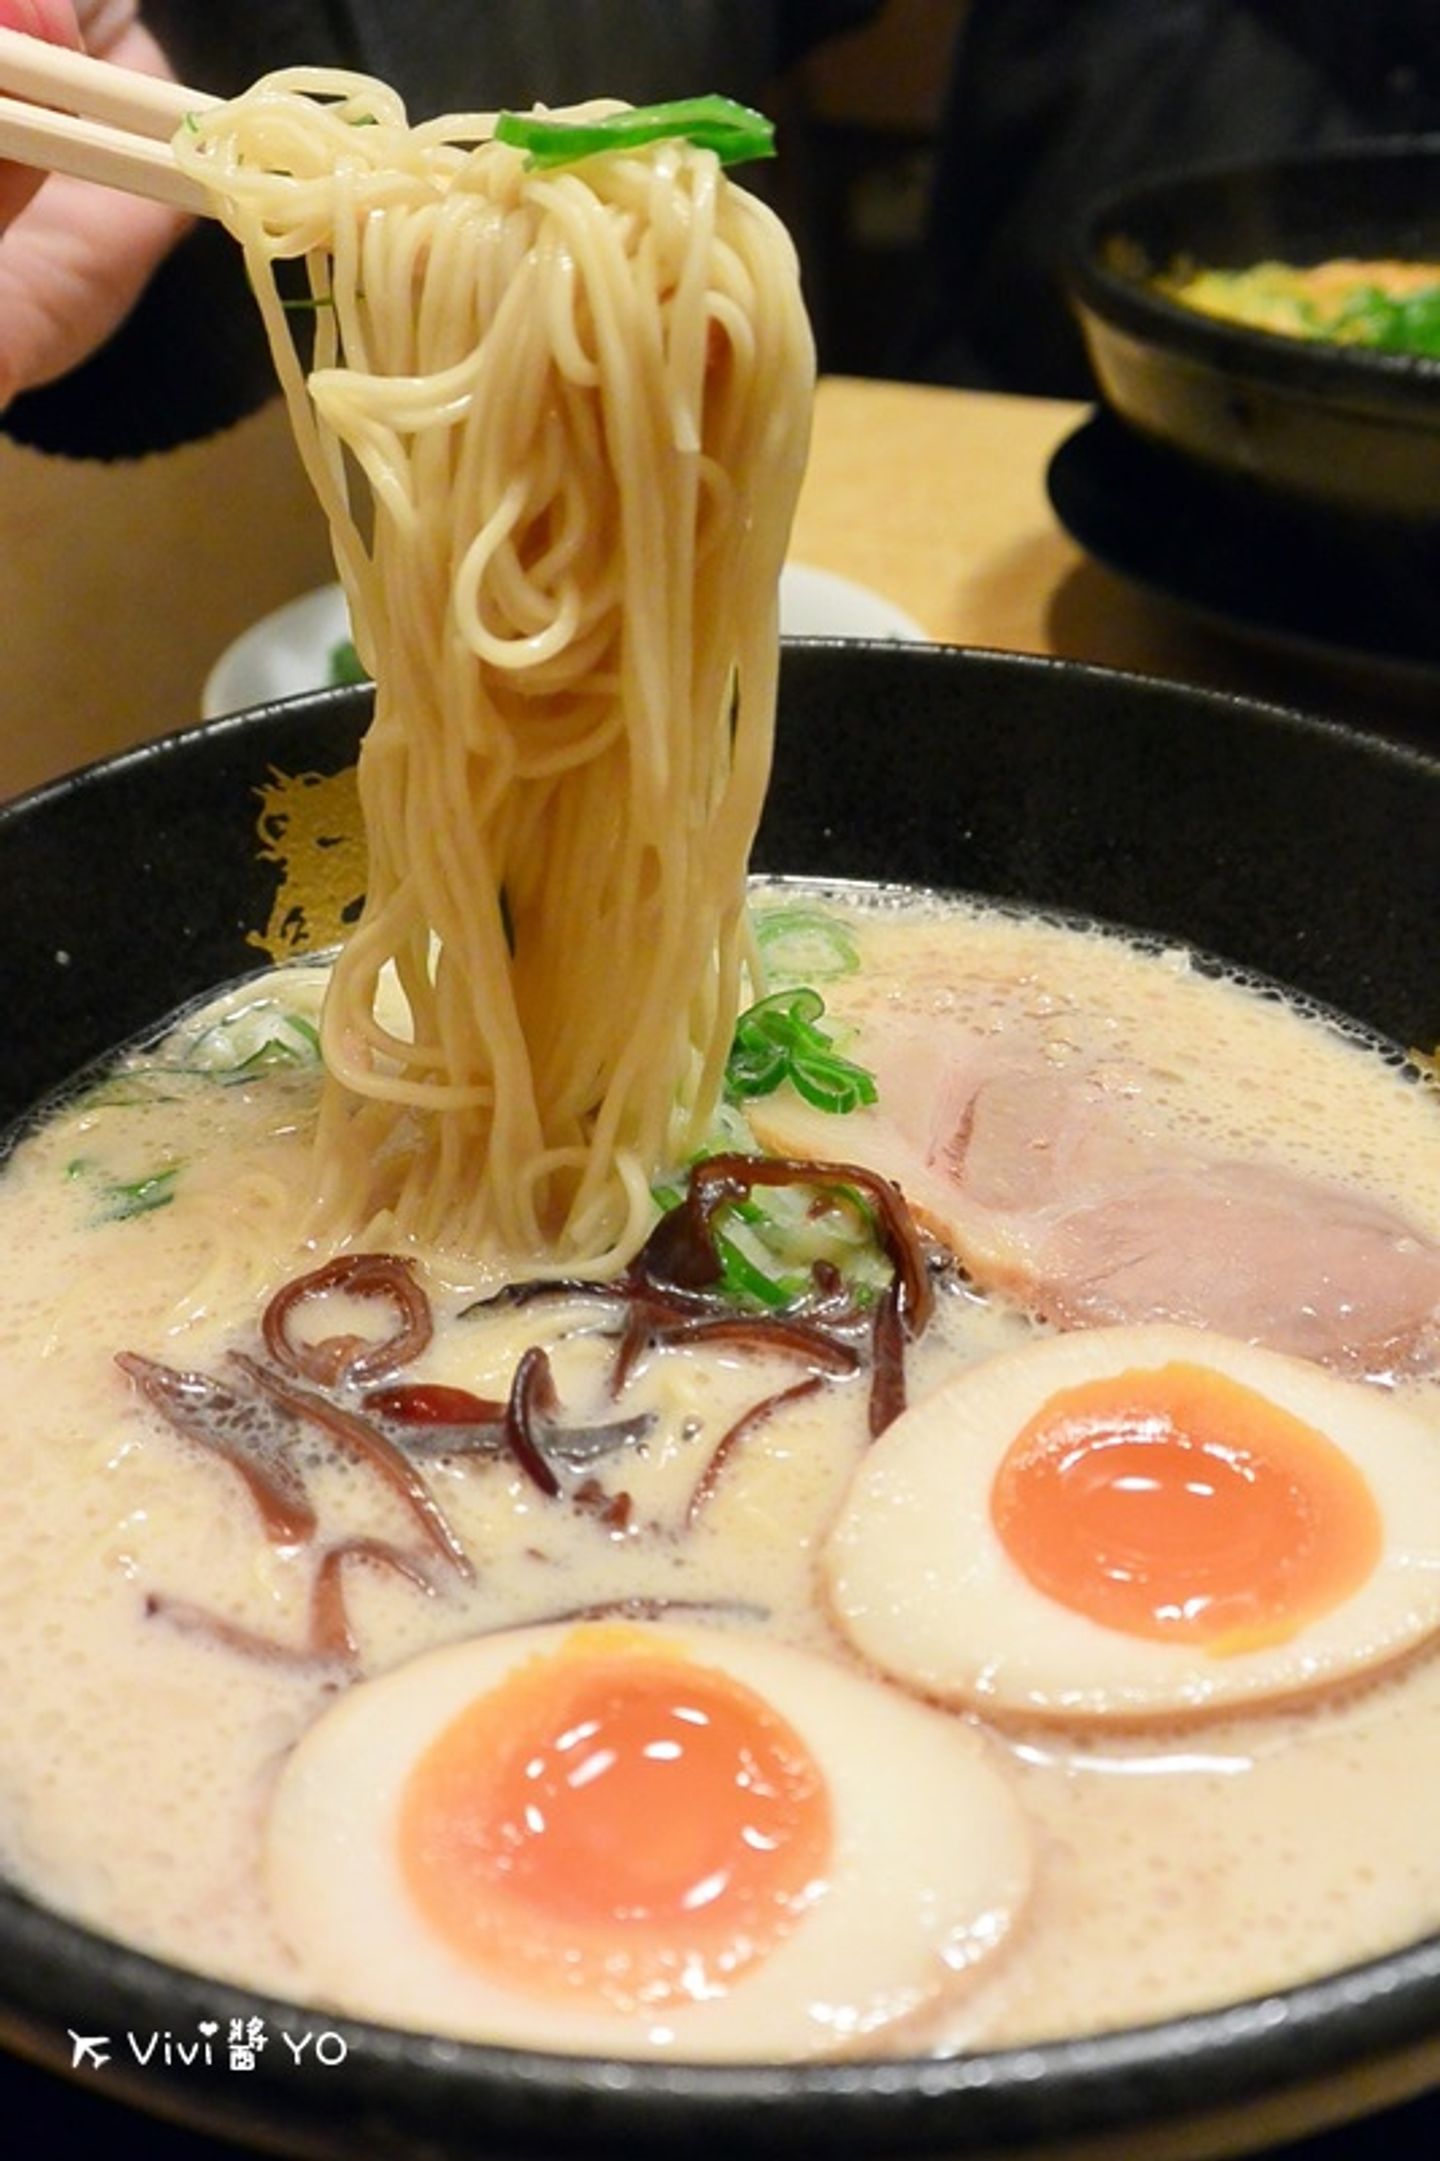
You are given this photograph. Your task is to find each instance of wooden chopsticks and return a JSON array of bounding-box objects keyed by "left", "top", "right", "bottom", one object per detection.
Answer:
[{"left": 0, "top": 25, "right": 216, "bottom": 216}]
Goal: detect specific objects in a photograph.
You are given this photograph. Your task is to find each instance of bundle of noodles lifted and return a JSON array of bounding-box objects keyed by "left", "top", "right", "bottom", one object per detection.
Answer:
[{"left": 177, "top": 75, "right": 814, "bottom": 1270}]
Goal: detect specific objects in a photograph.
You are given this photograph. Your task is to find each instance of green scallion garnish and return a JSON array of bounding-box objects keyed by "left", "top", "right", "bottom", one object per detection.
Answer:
[
  {"left": 754, "top": 906, "right": 861, "bottom": 984},
  {"left": 328, "top": 636, "right": 370, "bottom": 687},
  {"left": 68, "top": 1158, "right": 182, "bottom": 1223},
  {"left": 726, "top": 987, "right": 877, "bottom": 1115},
  {"left": 494, "top": 95, "right": 774, "bottom": 172}
]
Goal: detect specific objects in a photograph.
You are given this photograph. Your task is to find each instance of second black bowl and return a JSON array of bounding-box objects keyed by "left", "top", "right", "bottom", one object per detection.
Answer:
[{"left": 1067, "top": 139, "right": 1440, "bottom": 520}]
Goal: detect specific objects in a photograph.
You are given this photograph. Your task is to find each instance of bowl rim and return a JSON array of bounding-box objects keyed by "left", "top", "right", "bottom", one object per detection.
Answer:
[
  {"left": 6, "top": 1756, "right": 1440, "bottom": 2145},
  {"left": 1066, "top": 134, "right": 1440, "bottom": 420},
  {"left": 10, "top": 641, "right": 1439, "bottom": 828}
]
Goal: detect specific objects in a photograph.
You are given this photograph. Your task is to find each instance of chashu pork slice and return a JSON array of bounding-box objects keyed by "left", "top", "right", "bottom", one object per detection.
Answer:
[{"left": 750, "top": 1026, "right": 1440, "bottom": 1381}]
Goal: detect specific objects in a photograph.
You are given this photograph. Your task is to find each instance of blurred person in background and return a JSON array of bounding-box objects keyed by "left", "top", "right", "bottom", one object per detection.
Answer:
[
  {"left": 0, "top": 0, "right": 880, "bottom": 455},
  {"left": 906, "top": 0, "right": 1440, "bottom": 396}
]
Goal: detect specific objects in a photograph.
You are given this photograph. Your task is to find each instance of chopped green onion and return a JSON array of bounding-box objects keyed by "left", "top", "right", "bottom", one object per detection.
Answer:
[
  {"left": 287, "top": 1013, "right": 322, "bottom": 1052},
  {"left": 647, "top": 1151, "right": 892, "bottom": 1314},
  {"left": 1333, "top": 282, "right": 1440, "bottom": 356},
  {"left": 328, "top": 636, "right": 370, "bottom": 686},
  {"left": 223, "top": 1018, "right": 321, "bottom": 1081},
  {"left": 77, "top": 1005, "right": 324, "bottom": 1115},
  {"left": 102, "top": 1167, "right": 182, "bottom": 1221},
  {"left": 495, "top": 96, "right": 775, "bottom": 172},
  {"left": 185, "top": 1007, "right": 322, "bottom": 1081},
  {"left": 754, "top": 907, "right": 861, "bottom": 984},
  {"left": 726, "top": 987, "right": 877, "bottom": 1114},
  {"left": 741, "top": 985, "right": 824, "bottom": 1030},
  {"left": 725, "top": 1037, "right": 790, "bottom": 1095},
  {"left": 787, "top": 1052, "right": 875, "bottom": 1116},
  {"left": 714, "top": 1230, "right": 799, "bottom": 1308},
  {"left": 68, "top": 1158, "right": 181, "bottom": 1223}
]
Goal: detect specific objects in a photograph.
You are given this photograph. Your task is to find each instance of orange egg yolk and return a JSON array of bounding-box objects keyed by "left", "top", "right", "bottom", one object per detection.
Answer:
[
  {"left": 397, "top": 1640, "right": 833, "bottom": 2013},
  {"left": 990, "top": 1362, "right": 1382, "bottom": 1650}
]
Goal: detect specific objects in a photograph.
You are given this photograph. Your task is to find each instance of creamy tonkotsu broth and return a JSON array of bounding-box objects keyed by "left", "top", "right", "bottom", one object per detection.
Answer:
[{"left": 1, "top": 886, "right": 1439, "bottom": 2059}]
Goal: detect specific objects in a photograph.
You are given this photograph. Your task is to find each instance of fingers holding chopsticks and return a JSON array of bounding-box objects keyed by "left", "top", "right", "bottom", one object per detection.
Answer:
[
  {"left": 0, "top": 1, "right": 80, "bottom": 52},
  {"left": 0, "top": 0, "right": 80, "bottom": 227},
  {"left": 0, "top": 0, "right": 194, "bottom": 411}
]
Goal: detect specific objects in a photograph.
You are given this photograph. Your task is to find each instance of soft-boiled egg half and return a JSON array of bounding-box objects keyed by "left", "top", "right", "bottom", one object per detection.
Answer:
[
  {"left": 265, "top": 1619, "right": 1032, "bottom": 2057},
  {"left": 825, "top": 1324, "right": 1440, "bottom": 1724}
]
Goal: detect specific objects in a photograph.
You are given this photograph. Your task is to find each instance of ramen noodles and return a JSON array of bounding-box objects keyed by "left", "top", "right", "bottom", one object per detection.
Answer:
[{"left": 175, "top": 75, "right": 813, "bottom": 1270}]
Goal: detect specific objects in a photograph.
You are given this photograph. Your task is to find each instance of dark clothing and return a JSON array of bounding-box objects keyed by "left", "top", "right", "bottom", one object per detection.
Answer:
[
  {"left": 908, "top": 0, "right": 1440, "bottom": 398},
  {"left": 2, "top": 0, "right": 876, "bottom": 458}
]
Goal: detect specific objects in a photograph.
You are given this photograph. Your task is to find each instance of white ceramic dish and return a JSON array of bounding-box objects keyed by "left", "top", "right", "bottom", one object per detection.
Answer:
[{"left": 201, "top": 564, "right": 928, "bottom": 718}]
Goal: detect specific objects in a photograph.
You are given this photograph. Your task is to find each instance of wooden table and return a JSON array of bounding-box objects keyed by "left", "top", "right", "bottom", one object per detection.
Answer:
[
  {"left": 793, "top": 378, "right": 1435, "bottom": 747},
  {"left": 0, "top": 374, "right": 1431, "bottom": 804}
]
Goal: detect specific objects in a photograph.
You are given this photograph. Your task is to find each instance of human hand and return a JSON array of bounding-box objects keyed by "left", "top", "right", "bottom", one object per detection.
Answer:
[{"left": 0, "top": 0, "right": 191, "bottom": 411}]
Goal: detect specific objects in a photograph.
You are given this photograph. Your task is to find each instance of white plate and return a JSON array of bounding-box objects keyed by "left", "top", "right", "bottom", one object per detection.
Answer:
[
  {"left": 201, "top": 564, "right": 927, "bottom": 718},
  {"left": 779, "top": 563, "right": 929, "bottom": 646}
]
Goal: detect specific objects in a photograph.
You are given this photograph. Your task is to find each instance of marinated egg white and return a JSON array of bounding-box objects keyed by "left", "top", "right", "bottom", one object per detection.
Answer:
[
  {"left": 264, "top": 1619, "right": 1033, "bottom": 2058},
  {"left": 825, "top": 1325, "right": 1440, "bottom": 1724}
]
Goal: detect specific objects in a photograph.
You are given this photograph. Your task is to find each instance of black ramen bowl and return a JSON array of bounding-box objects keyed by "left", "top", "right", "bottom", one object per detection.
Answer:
[
  {"left": 1, "top": 643, "right": 1439, "bottom": 2161},
  {"left": 1067, "top": 139, "right": 1440, "bottom": 521}
]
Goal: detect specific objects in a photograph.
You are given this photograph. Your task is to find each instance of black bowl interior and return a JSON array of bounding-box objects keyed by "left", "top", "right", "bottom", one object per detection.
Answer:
[
  {"left": 2, "top": 642, "right": 1439, "bottom": 2160},
  {"left": 1067, "top": 140, "right": 1440, "bottom": 517}
]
